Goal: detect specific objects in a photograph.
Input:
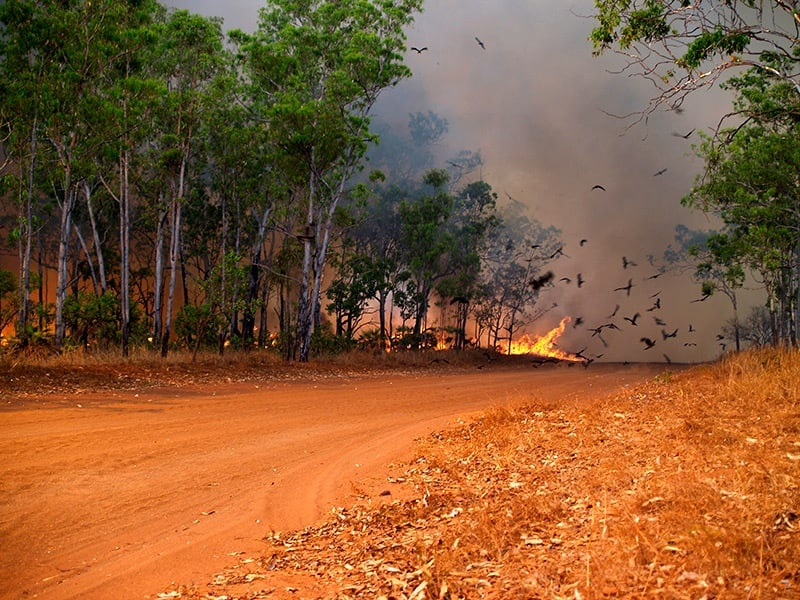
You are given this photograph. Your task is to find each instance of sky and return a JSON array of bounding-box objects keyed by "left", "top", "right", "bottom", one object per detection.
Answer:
[{"left": 169, "top": 0, "right": 763, "bottom": 363}]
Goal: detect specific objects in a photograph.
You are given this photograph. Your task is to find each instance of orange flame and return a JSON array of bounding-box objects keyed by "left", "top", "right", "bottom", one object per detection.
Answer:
[{"left": 498, "top": 317, "right": 581, "bottom": 361}]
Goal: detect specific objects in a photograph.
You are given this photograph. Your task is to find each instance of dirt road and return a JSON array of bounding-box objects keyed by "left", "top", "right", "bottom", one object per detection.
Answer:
[{"left": 0, "top": 362, "right": 671, "bottom": 599}]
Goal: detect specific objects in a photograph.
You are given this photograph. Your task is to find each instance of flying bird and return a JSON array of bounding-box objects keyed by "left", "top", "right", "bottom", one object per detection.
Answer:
[
  {"left": 623, "top": 312, "right": 640, "bottom": 326},
  {"left": 560, "top": 277, "right": 572, "bottom": 284},
  {"left": 653, "top": 316, "right": 667, "bottom": 326},
  {"left": 608, "top": 304, "right": 620, "bottom": 318},
  {"left": 410, "top": 46, "right": 428, "bottom": 53},
  {"left": 591, "top": 184, "right": 606, "bottom": 191},
  {"left": 614, "top": 278, "right": 634, "bottom": 296},
  {"left": 647, "top": 297, "right": 662, "bottom": 312},
  {"left": 673, "top": 128, "right": 695, "bottom": 139},
  {"left": 580, "top": 239, "right": 588, "bottom": 246},
  {"left": 663, "top": 353, "right": 672, "bottom": 364},
  {"left": 662, "top": 328, "right": 678, "bottom": 340},
  {"left": 640, "top": 337, "right": 656, "bottom": 350},
  {"left": 653, "top": 168, "right": 668, "bottom": 176},
  {"left": 576, "top": 273, "right": 585, "bottom": 288},
  {"left": 622, "top": 256, "right": 637, "bottom": 269},
  {"left": 550, "top": 246, "right": 565, "bottom": 259},
  {"left": 646, "top": 270, "right": 666, "bottom": 280},
  {"left": 475, "top": 36, "right": 486, "bottom": 49}
]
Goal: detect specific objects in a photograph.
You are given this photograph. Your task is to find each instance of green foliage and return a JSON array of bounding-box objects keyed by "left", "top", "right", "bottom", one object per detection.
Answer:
[
  {"left": 620, "top": 1, "right": 670, "bottom": 49},
  {"left": 62, "top": 292, "right": 121, "bottom": 349},
  {"left": 678, "top": 29, "right": 750, "bottom": 70}
]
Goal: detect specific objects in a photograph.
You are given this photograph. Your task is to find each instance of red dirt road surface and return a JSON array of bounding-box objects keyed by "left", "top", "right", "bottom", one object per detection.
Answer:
[{"left": 0, "top": 363, "right": 673, "bottom": 599}]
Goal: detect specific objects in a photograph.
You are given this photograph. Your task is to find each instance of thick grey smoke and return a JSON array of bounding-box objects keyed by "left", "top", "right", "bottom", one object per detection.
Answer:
[{"left": 171, "top": 0, "right": 761, "bottom": 363}]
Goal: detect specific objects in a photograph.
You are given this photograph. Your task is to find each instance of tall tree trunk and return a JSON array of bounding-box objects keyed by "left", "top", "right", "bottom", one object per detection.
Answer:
[
  {"left": 161, "top": 196, "right": 182, "bottom": 358},
  {"left": 152, "top": 201, "right": 167, "bottom": 343},
  {"left": 54, "top": 183, "right": 77, "bottom": 352},
  {"left": 119, "top": 147, "right": 131, "bottom": 356},
  {"left": 72, "top": 223, "right": 99, "bottom": 295},
  {"left": 242, "top": 205, "right": 272, "bottom": 346},
  {"left": 17, "top": 117, "right": 37, "bottom": 345},
  {"left": 83, "top": 181, "right": 107, "bottom": 293}
]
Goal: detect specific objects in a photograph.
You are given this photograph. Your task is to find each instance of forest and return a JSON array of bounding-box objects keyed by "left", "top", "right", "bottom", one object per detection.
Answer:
[
  {"left": 0, "top": 0, "right": 564, "bottom": 361},
  {"left": 1, "top": 0, "right": 798, "bottom": 363}
]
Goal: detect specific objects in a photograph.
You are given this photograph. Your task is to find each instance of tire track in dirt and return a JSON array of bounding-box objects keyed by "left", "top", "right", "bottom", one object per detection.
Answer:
[{"left": 0, "top": 363, "right": 672, "bottom": 599}]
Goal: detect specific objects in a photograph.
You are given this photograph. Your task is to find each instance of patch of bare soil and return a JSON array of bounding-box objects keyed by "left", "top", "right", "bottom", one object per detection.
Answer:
[
  {"left": 169, "top": 351, "right": 800, "bottom": 600},
  {"left": 0, "top": 355, "right": 674, "bottom": 600}
]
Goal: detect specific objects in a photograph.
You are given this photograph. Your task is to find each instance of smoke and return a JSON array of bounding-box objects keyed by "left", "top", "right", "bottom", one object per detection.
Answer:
[{"left": 169, "top": 0, "right": 760, "bottom": 363}]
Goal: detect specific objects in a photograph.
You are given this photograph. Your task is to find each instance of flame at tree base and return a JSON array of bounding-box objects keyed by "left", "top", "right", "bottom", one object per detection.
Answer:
[{"left": 497, "top": 317, "right": 582, "bottom": 362}]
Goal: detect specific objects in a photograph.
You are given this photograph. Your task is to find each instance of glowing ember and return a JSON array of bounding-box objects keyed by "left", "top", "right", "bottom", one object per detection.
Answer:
[{"left": 498, "top": 317, "right": 581, "bottom": 361}]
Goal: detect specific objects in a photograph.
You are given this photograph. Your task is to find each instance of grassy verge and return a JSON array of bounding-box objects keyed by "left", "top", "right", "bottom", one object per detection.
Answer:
[{"left": 180, "top": 348, "right": 800, "bottom": 599}]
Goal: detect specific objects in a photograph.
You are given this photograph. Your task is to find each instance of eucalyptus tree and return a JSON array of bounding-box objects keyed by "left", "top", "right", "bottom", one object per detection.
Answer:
[
  {"left": 478, "top": 200, "right": 562, "bottom": 350},
  {"left": 0, "top": 0, "right": 47, "bottom": 345},
  {"left": 397, "top": 169, "right": 455, "bottom": 344},
  {"left": 591, "top": 0, "right": 800, "bottom": 118},
  {"left": 435, "top": 180, "right": 499, "bottom": 350},
  {"left": 0, "top": 0, "right": 164, "bottom": 351},
  {"left": 235, "top": 0, "right": 423, "bottom": 361},
  {"left": 91, "top": 0, "right": 165, "bottom": 356},
  {"left": 148, "top": 9, "right": 226, "bottom": 357},
  {"left": 683, "top": 65, "right": 800, "bottom": 346}
]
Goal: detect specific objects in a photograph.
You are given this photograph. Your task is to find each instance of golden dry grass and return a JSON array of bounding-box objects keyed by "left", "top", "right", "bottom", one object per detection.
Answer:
[{"left": 184, "top": 348, "right": 800, "bottom": 599}]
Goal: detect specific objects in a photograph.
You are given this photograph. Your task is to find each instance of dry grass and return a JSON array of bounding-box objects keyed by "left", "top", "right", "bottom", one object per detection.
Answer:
[
  {"left": 0, "top": 347, "right": 510, "bottom": 398},
  {"left": 179, "top": 348, "right": 800, "bottom": 599}
]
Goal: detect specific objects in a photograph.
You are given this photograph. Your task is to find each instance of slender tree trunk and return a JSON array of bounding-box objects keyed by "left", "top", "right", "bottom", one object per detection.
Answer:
[
  {"left": 119, "top": 147, "right": 131, "bottom": 356},
  {"left": 55, "top": 182, "right": 77, "bottom": 352},
  {"left": 17, "top": 117, "right": 37, "bottom": 344},
  {"left": 152, "top": 200, "right": 168, "bottom": 343},
  {"left": 73, "top": 223, "right": 99, "bottom": 295},
  {"left": 161, "top": 196, "right": 181, "bottom": 358},
  {"left": 83, "top": 181, "right": 107, "bottom": 293}
]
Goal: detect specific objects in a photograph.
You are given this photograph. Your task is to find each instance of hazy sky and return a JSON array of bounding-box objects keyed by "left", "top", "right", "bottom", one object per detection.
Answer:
[{"left": 169, "top": 0, "right": 761, "bottom": 363}]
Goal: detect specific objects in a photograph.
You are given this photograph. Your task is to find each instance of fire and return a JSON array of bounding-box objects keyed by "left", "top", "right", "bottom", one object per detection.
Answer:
[{"left": 498, "top": 317, "right": 581, "bottom": 361}]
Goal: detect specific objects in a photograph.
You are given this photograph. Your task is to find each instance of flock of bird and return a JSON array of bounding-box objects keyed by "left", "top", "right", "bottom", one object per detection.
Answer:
[
  {"left": 527, "top": 179, "right": 714, "bottom": 367},
  {"left": 407, "top": 37, "right": 707, "bottom": 365}
]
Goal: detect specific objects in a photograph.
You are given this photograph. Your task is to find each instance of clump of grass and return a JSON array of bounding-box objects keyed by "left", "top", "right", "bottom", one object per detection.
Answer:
[{"left": 191, "top": 348, "right": 800, "bottom": 599}]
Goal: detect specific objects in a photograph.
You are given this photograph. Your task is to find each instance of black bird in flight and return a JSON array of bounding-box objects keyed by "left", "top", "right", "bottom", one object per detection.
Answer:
[
  {"left": 580, "top": 238, "right": 588, "bottom": 246},
  {"left": 577, "top": 273, "right": 585, "bottom": 288},
  {"left": 591, "top": 184, "right": 606, "bottom": 191},
  {"left": 560, "top": 277, "right": 571, "bottom": 284},
  {"left": 647, "top": 297, "right": 662, "bottom": 312},
  {"left": 614, "top": 278, "right": 634, "bottom": 296},
  {"left": 653, "top": 316, "right": 667, "bottom": 326},
  {"left": 550, "top": 246, "right": 565, "bottom": 259},
  {"left": 640, "top": 337, "right": 656, "bottom": 350},
  {"left": 475, "top": 36, "right": 486, "bottom": 49},
  {"left": 688, "top": 323, "right": 695, "bottom": 332},
  {"left": 673, "top": 128, "right": 695, "bottom": 139},
  {"left": 410, "top": 46, "right": 428, "bottom": 53},
  {"left": 447, "top": 160, "right": 464, "bottom": 169},
  {"left": 608, "top": 304, "right": 620, "bottom": 318},
  {"left": 691, "top": 293, "right": 712, "bottom": 303},
  {"left": 662, "top": 328, "right": 679, "bottom": 340},
  {"left": 646, "top": 270, "right": 666, "bottom": 280},
  {"left": 622, "top": 256, "right": 637, "bottom": 269},
  {"left": 653, "top": 168, "right": 668, "bottom": 176},
  {"left": 623, "top": 312, "right": 640, "bottom": 326}
]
